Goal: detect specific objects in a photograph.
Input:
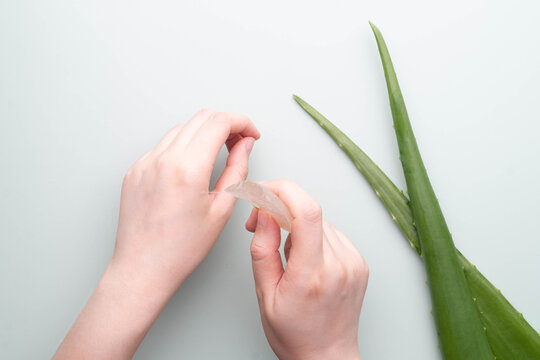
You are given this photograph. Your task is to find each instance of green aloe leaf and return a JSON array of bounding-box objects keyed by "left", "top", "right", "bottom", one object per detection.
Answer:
[
  {"left": 370, "top": 22, "right": 493, "bottom": 359},
  {"left": 293, "top": 95, "right": 540, "bottom": 359},
  {"left": 292, "top": 95, "right": 420, "bottom": 255},
  {"left": 294, "top": 94, "right": 420, "bottom": 250}
]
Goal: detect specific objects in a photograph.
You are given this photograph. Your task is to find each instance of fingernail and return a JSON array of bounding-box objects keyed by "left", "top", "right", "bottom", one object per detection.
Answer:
[
  {"left": 245, "top": 138, "right": 255, "bottom": 153},
  {"left": 257, "top": 211, "right": 268, "bottom": 229}
]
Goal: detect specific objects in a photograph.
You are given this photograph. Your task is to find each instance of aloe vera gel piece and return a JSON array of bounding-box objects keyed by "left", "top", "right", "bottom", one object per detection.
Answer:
[{"left": 226, "top": 180, "right": 293, "bottom": 232}]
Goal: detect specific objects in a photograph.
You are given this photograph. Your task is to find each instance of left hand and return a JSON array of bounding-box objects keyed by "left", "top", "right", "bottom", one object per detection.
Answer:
[
  {"left": 54, "top": 109, "right": 259, "bottom": 360},
  {"left": 112, "top": 109, "right": 260, "bottom": 292}
]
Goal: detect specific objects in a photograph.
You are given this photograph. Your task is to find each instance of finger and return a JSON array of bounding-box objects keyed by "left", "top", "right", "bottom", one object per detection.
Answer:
[
  {"left": 211, "top": 137, "right": 255, "bottom": 216},
  {"left": 331, "top": 224, "right": 362, "bottom": 255},
  {"left": 164, "top": 108, "right": 216, "bottom": 155},
  {"left": 259, "top": 179, "right": 323, "bottom": 269},
  {"left": 245, "top": 207, "right": 259, "bottom": 233},
  {"left": 226, "top": 133, "right": 244, "bottom": 152},
  {"left": 151, "top": 124, "right": 184, "bottom": 156},
  {"left": 322, "top": 220, "right": 348, "bottom": 258},
  {"left": 181, "top": 112, "right": 260, "bottom": 178},
  {"left": 135, "top": 150, "right": 153, "bottom": 165},
  {"left": 250, "top": 210, "right": 284, "bottom": 305},
  {"left": 330, "top": 225, "right": 369, "bottom": 283}
]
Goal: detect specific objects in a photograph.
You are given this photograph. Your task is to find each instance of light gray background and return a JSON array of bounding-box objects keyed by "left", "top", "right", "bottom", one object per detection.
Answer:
[{"left": 1, "top": 1, "right": 539, "bottom": 359}]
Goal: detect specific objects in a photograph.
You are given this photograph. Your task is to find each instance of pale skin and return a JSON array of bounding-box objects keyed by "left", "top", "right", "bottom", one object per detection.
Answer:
[{"left": 53, "top": 110, "right": 369, "bottom": 360}]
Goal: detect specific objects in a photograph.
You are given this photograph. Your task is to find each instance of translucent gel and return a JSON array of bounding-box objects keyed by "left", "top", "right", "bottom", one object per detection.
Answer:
[{"left": 225, "top": 180, "right": 293, "bottom": 232}]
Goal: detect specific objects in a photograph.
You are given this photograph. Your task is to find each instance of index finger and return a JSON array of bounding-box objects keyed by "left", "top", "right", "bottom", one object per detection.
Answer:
[
  {"left": 260, "top": 179, "right": 324, "bottom": 269},
  {"left": 176, "top": 112, "right": 260, "bottom": 178}
]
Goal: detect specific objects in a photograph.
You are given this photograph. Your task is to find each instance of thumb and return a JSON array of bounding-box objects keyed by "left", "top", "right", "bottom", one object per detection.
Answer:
[
  {"left": 250, "top": 210, "right": 284, "bottom": 305},
  {"left": 211, "top": 137, "right": 255, "bottom": 215}
]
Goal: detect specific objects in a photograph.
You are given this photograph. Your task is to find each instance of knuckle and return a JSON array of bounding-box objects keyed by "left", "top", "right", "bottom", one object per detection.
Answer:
[
  {"left": 209, "top": 112, "right": 229, "bottom": 127},
  {"left": 122, "top": 164, "right": 140, "bottom": 187},
  {"left": 277, "top": 178, "right": 294, "bottom": 187},
  {"left": 124, "top": 165, "right": 135, "bottom": 179},
  {"left": 153, "top": 153, "right": 200, "bottom": 186},
  {"left": 362, "top": 261, "right": 370, "bottom": 279},
  {"left": 177, "top": 167, "right": 200, "bottom": 186},
  {"left": 154, "top": 153, "right": 175, "bottom": 172},
  {"left": 171, "top": 123, "right": 184, "bottom": 132},
  {"left": 325, "top": 261, "right": 348, "bottom": 289},
  {"left": 271, "top": 178, "right": 296, "bottom": 194},
  {"left": 336, "top": 262, "right": 349, "bottom": 286},
  {"left": 301, "top": 203, "right": 323, "bottom": 223},
  {"left": 196, "top": 108, "right": 214, "bottom": 117},
  {"left": 122, "top": 169, "right": 134, "bottom": 187},
  {"left": 304, "top": 271, "right": 325, "bottom": 298},
  {"left": 250, "top": 241, "right": 268, "bottom": 261},
  {"left": 351, "top": 256, "right": 369, "bottom": 281}
]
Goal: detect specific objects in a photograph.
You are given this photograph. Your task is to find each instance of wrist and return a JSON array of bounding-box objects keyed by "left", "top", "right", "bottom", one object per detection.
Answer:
[
  {"left": 109, "top": 248, "right": 189, "bottom": 298},
  {"left": 53, "top": 262, "right": 177, "bottom": 359},
  {"left": 93, "top": 262, "right": 175, "bottom": 347},
  {"left": 103, "top": 259, "right": 177, "bottom": 316}
]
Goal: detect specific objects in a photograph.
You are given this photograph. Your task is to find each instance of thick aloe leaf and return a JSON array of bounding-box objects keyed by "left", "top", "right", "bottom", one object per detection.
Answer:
[
  {"left": 293, "top": 95, "right": 540, "bottom": 359},
  {"left": 369, "top": 22, "right": 493, "bottom": 359},
  {"left": 226, "top": 180, "right": 293, "bottom": 232},
  {"left": 460, "top": 253, "right": 540, "bottom": 359}
]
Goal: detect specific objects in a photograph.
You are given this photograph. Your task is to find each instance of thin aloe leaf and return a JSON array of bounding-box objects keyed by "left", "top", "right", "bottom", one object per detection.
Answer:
[
  {"left": 293, "top": 95, "right": 540, "bottom": 359},
  {"left": 293, "top": 95, "right": 420, "bottom": 255},
  {"left": 370, "top": 22, "right": 494, "bottom": 359}
]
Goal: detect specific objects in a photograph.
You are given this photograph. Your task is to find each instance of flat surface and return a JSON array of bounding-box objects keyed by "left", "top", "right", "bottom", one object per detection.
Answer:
[{"left": 1, "top": 1, "right": 539, "bottom": 359}]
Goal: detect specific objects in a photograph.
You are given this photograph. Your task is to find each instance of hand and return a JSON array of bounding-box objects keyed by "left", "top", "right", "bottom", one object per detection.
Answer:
[
  {"left": 246, "top": 180, "right": 368, "bottom": 360},
  {"left": 54, "top": 109, "right": 259, "bottom": 359},
  {"left": 112, "top": 109, "right": 259, "bottom": 291}
]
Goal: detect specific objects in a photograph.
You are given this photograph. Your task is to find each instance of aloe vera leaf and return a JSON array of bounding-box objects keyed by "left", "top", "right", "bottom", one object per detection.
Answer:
[
  {"left": 459, "top": 252, "right": 540, "bottom": 359},
  {"left": 370, "top": 22, "right": 494, "bottom": 359},
  {"left": 293, "top": 95, "right": 540, "bottom": 359},
  {"left": 292, "top": 95, "right": 420, "bottom": 255},
  {"left": 225, "top": 180, "right": 293, "bottom": 232}
]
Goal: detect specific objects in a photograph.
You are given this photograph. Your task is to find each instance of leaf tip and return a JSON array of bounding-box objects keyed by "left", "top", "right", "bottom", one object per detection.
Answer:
[
  {"left": 292, "top": 94, "right": 303, "bottom": 104},
  {"left": 293, "top": 95, "right": 309, "bottom": 110}
]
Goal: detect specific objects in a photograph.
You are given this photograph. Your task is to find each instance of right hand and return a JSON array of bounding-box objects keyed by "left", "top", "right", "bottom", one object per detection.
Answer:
[{"left": 245, "top": 180, "right": 369, "bottom": 360}]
